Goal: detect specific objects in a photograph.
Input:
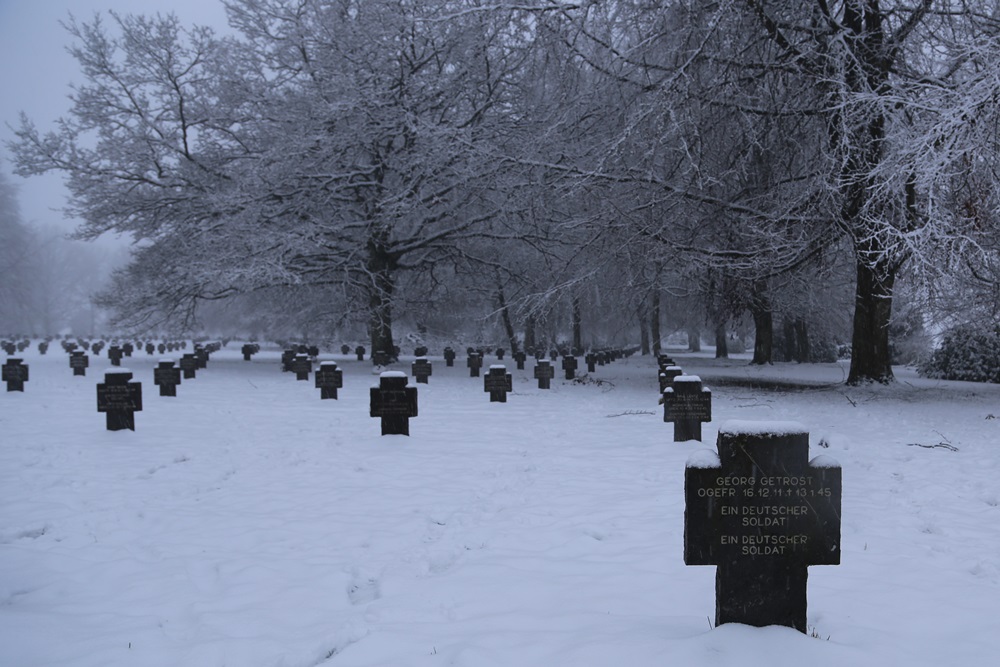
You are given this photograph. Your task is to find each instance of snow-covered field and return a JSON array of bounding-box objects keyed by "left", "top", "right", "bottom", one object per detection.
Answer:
[{"left": 2, "top": 345, "right": 999, "bottom": 666}]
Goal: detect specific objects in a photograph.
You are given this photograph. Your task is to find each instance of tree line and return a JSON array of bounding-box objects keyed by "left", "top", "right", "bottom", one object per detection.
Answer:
[{"left": 8, "top": 0, "right": 1000, "bottom": 384}]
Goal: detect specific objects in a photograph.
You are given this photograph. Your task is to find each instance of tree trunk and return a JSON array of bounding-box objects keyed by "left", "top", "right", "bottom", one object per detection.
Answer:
[
  {"left": 524, "top": 316, "right": 536, "bottom": 354},
  {"left": 749, "top": 281, "right": 772, "bottom": 365},
  {"left": 367, "top": 241, "right": 396, "bottom": 360},
  {"left": 497, "top": 286, "right": 519, "bottom": 356},
  {"left": 638, "top": 305, "right": 650, "bottom": 356},
  {"left": 687, "top": 325, "right": 701, "bottom": 352},
  {"left": 847, "top": 260, "right": 896, "bottom": 384},
  {"left": 715, "top": 322, "right": 728, "bottom": 359},
  {"left": 794, "top": 318, "right": 810, "bottom": 363},
  {"left": 572, "top": 296, "right": 582, "bottom": 353},
  {"left": 651, "top": 290, "right": 662, "bottom": 356}
]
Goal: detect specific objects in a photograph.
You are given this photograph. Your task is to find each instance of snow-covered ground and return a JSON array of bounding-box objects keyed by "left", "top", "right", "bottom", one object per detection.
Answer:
[{"left": 2, "top": 345, "right": 999, "bottom": 666}]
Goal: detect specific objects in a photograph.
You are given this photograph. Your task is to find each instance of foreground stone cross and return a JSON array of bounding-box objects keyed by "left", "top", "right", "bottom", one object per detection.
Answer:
[
  {"left": 315, "top": 361, "right": 344, "bottom": 399},
  {"left": 97, "top": 369, "right": 143, "bottom": 431},
  {"left": 154, "top": 360, "right": 182, "bottom": 397},
  {"left": 663, "top": 375, "right": 711, "bottom": 441},
  {"left": 684, "top": 422, "right": 841, "bottom": 633},
  {"left": 370, "top": 372, "right": 418, "bottom": 435},
  {"left": 3, "top": 358, "right": 29, "bottom": 392},
  {"left": 484, "top": 365, "right": 513, "bottom": 402}
]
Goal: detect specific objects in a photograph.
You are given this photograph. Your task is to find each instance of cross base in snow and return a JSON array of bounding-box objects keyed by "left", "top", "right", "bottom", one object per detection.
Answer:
[{"left": 684, "top": 422, "right": 841, "bottom": 632}]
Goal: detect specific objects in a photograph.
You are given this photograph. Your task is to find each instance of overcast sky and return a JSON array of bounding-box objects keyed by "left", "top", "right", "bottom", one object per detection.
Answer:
[{"left": 0, "top": 0, "right": 230, "bottom": 235}]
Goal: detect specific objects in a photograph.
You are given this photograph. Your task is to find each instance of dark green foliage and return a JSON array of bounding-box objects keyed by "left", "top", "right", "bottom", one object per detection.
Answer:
[{"left": 920, "top": 326, "right": 1000, "bottom": 383}]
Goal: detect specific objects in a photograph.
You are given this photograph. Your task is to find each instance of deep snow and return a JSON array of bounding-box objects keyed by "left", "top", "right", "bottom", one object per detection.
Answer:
[{"left": 2, "top": 345, "right": 999, "bottom": 666}]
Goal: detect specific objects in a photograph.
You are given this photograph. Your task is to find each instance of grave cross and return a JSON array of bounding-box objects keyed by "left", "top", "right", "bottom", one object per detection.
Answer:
[
  {"left": 315, "top": 362, "right": 344, "bottom": 399},
  {"left": 561, "top": 355, "right": 578, "bottom": 380},
  {"left": 684, "top": 422, "right": 841, "bottom": 633},
  {"left": 108, "top": 345, "right": 123, "bottom": 367},
  {"left": 513, "top": 350, "right": 526, "bottom": 371},
  {"left": 443, "top": 347, "right": 456, "bottom": 367},
  {"left": 534, "top": 360, "right": 555, "bottom": 389},
  {"left": 484, "top": 365, "right": 513, "bottom": 402},
  {"left": 663, "top": 375, "right": 712, "bottom": 441},
  {"left": 242, "top": 343, "right": 259, "bottom": 361},
  {"left": 69, "top": 351, "right": 89, "bottom": 377},
  {"left": 585, "top": 353, "right": 596, "bottom": 373},
  {"left": 179, "top": 353, "right": 198, "bottom": 379},
  {"left": 292, "top": 354, "right": 312, "bottom": 381},
  {"left": 411, "top": 358, "right": 432, "bottom": 384},
  {"left": 153, "top": 360, "right": 182, "bottom": 397},
  {"left": 355, "top": 345, "right": 366, "bottom": 361},
  {"left": 2, "top": 358, "right": 29, "bottom": 392},
  {"left": 659, "top": 365, "right": 683, "bottom": 393},
  {"left": 281, "top": 349, "right": 297, "bottom": 372},
  {"left": 369, "top": 372, "right": 418, "bottom": 436},
  {"left": 96, "top": 369, "right": 143, "bottom": 431},
  {"left": 467, "top": 352, "right": 483, "bottom": 377}
]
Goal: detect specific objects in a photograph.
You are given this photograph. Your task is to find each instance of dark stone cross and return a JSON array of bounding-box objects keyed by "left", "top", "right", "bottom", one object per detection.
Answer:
[
  {"left": 179, "top": 353, "right": 198, "bottom": 380},
  {"left": 659, "top": 365, "right": 683, "bottom": 393},
  {"left": 663, "top": 375, "right": 712, "bottom": 441},
  {"left": 585, "top": 353, "right": 597, "bottom": 373},
  {"left": 315, "top": 361, "right": 343, "bottom": 399},
  {"left": 684, "top": 423, "right": 842, "bottom": 633},
  {"left": 292, "top": 354, "right": 312, "bottom": 381},
  {"left": 145, "top": 343, "right": 156, "bottom": 355},
  {"left": 483, "top": 365, "right": 513, "bottom": 402},
  {"left": 242, "top": 343, "right": 259, "bottom": 361},
  {"left": 355, "top": 345, "right": 366, "bottom": 362},
  {"left": 341, "top": 344, "right": 351, "bottom": 355},
  {"left": 96, "top": 369, "right": 143, "bottom": 431},
  {"left": 153, "top": 360, "right": 182, "bottom": 397},
  {"left": 411, "top": 358, "right": 432, "bottom": 384},
  {"left": 281, "top": 349, "right": 296, "bottom": 372},
  {"left": 2, "top": 358, "right": 29, "bottom": 392},
  {"left": 513, "top": 350, "right": 526, "bottom": 370},
  {"left": 443, "top": 347, "right": 456, "bottom": 367},
  {"left": 122, "top": 342, "right": 134, "bottom": 357},
  {"left": 549, "top": 349, "right": 558, "bottom": 361},
  {"left": 108, "top": 345, "right": 123, "bottom": 367},
  {"left": 534, "top": 360, "right": 555, "bottom": 389},
  {"left": 69, "top": 351, "right": 89, "bottom": 377},
  {"left": 495, "top": 348, "right": 505, "bottom": 360},
  {"left": 38, "top": 341, "right": 49, "bottom": 355},
  {"left": 194, "top": 346, "right": 209, "bottom": 369},
  {"left": 369, "top": 372, "right": 418, "bottom": 436},
  {"left": 467, "top": 352, "right": 483, "bottom": 377},
  {"left": 561, "top": 355, "right": 578, "bottom": 380},
  {"left": 158, "top": 343, "right": 166, "bottom": 354}
]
